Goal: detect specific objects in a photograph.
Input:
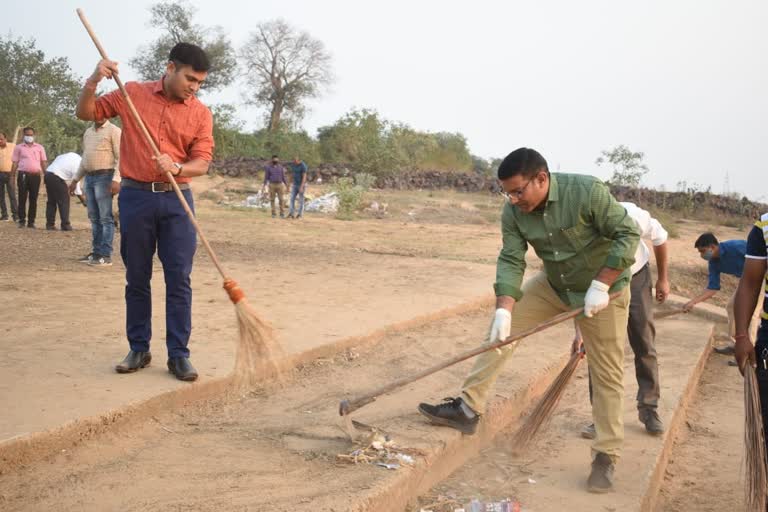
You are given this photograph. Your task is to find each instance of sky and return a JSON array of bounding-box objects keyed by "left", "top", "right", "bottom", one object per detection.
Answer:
[{"left": 3, "top": 0, "right": 767, "bottom": 200}]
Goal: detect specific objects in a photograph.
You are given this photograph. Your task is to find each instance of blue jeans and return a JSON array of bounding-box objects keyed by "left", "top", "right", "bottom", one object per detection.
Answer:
[
  {"left": 118, "top": 187, "right": 197, "bottom": 359},
  {"left": 84, "top": 173, "right": 115, "bottom": 257},
  {"left": 289, "top": 183, "right": 304, "bottom": 216}
]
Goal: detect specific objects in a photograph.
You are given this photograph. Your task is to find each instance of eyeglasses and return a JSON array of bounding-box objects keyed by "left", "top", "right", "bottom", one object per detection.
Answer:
[{"left": 501, "top": 179, "right": 533, "bottom": 201}]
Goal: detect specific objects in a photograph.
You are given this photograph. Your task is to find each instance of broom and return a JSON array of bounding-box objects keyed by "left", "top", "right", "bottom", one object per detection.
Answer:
[
  {"left": 511, "top": 346, "right": 585, "bottom": 449},
  {"left": 743, "top": 363, "right": 768, "bottom": 510},
  {"left": 76, "top": 9, "right": 282, "bottom": 388}
]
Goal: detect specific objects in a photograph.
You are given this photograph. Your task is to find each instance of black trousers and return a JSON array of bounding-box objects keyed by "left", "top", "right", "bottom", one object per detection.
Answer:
[
  {"left": 44, "top": 172, "right": 71, "bottom": 228},
  {"left": 590, "top": 264, "right": 660, "bottom": 410},
  {"left": 755, "top": 336, "right": 768, "bottom": 464},
  {"left": 17, "top": 172, "right": 41, "bottom": 226},
  {"left": 0, "top": 172, "right": 17, "bottom": 219}
]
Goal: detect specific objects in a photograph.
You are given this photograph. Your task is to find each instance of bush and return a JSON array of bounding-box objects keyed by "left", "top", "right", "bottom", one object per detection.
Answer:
[
  {"left": 354, "top": 172, "right": 376, "bottom": 190},
  {"left": 334, "top": 177, "right": 365, "bottom": 220}
]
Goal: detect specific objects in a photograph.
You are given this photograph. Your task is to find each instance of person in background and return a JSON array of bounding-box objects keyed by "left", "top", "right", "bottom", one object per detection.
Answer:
[
  {"left": 0, "top": 132, "right": 18, "bottom": 222},
  {"left": 69, "top": 119, "right": 122, "bottom": 266},
  {"left": 288, "top": 155, "right": 308, "bottom": 219},
  {"left": 263, "top": 155, "right": 287, "bottom": 218},
  {"left": 11, "top": 127, "right": 47, "bottom": 228},
  {"left": 576, "top": 202, "right": 670, "bottom": 440},
  {"left": 44, "top": 152, "right": 82, "bottom": 231},
  {"left": 685, "top": 232, "right": 763, "bottom": 355}
]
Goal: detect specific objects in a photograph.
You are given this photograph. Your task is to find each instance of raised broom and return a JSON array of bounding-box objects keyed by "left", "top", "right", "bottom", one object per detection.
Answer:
[{"left": 76, "top": 9, "right": 282, "bottom": 387}]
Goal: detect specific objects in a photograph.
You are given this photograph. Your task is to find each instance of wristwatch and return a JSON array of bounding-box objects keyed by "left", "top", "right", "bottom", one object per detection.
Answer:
[{"left": 173, "top": 162, "right": 183, "bottom": 176}]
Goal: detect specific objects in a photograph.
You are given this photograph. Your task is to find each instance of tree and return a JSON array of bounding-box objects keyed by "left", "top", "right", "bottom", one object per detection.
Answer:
[
  {"left": 0, "top": 36, "right": 85, "bottom": 152},
  {"left": 130, "top": 0, "right": 236, "bottom": 92},
  {"left": 596, "top": 145, "right": 649, "bottom": 187},
  {"left": 241, "top": 19, "right": 333, "bottom": 131}
]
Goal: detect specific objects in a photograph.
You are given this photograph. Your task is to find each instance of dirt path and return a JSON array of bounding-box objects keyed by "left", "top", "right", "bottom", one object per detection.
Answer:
[
  {"left": 657, "top": 353, "right": 744, "bottom": 511},
  {"left": 412, "top": 316, "right": 715, "bottom": 511},
  {"left": 0, "top": 306, "right": 578, "bottom": 512}
]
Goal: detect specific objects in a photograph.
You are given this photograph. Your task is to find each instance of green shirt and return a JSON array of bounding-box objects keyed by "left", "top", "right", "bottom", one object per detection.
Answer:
[{"left": 494, "top": 172, "right": 640, "bottom": 307}]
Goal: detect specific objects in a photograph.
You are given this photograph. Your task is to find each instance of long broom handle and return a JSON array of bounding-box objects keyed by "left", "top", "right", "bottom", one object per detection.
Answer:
[
  {"left": 339, "top": 291, "right": 621, "bottom": 416},
  {"left": 76, "top": 9, "right": 228, "bottom": 281}
]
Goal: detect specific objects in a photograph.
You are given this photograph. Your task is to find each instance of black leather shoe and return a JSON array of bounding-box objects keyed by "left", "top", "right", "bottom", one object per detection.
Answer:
[
  {"left": 587, "top": 452, "right": 615, "bottom": 493},
  {"left": 115, "top": 351, "right": 152, "bottom": 373},
  {"left": 167, "top": 357, "right": 198, "bottom": 382},
  {"left": 639, "top": 408, "right": 664, "bottom": 436},
  {"left": 418, "top": 397, "right": 479, "bottom": 434}
]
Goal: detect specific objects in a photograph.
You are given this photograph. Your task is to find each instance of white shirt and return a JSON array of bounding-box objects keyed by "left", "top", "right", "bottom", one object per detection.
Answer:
[
  {"left": 621, "top": 202, "right": 668, "bottom": 275},
  {"left": 46, "top": 153, "right": 82, "bottom": 182}
]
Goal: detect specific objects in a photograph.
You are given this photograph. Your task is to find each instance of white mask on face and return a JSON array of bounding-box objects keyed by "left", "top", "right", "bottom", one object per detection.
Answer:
[{"left": 23, "top": 136, "right": 34, "bottom": 144}]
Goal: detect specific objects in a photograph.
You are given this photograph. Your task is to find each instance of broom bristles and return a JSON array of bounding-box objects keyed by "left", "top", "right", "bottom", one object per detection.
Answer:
[
  {"left": 744, "top": 364, "right": 768, "bottom": 511},
  {"left": 232, "top": 299, "right": 284, "bottom": 389},
  {"left": 512, "top": 351, "right": 583, "bottom": 450}
]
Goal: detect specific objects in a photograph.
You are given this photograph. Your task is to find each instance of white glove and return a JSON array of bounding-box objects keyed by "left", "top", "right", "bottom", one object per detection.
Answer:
[
  {"left": 583, "top": 280, "right": 610, "bottom": 318},
  {"left": 489, "top": 308, "right": 512, "bottom": 343}
]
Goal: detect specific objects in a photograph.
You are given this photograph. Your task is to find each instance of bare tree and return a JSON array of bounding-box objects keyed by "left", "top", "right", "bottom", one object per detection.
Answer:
[{"left": 240, "top": 19, "right": 333, "bottom": 131}]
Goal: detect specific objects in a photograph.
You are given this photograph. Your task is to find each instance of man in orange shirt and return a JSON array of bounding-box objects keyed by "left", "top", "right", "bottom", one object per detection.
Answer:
[{"left": 76, "top": 43, "right": 214, "bottom": 382}]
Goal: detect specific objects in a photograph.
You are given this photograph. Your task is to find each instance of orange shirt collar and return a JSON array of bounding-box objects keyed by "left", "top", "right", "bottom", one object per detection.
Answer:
[{"left": 152, "top": 77, "right": 193, "bottom": 106}]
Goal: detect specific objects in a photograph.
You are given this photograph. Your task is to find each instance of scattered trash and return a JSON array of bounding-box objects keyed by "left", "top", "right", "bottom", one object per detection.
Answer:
[
  {"left": 336, "top": 429, "right": 425, "bottom": 470},
  {"left": 527, "top": 478, "right": 536, "bottom": 484},
  {"left": 466, "top": 498, "right": 521, "bottom": 512},
  {"left": 304, "top": 192, "right": 339, "bottom": 213}
]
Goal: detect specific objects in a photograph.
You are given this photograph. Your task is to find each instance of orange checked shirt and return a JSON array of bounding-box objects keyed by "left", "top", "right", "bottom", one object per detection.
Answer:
[{"left": 93, "top": 78, "right": 214, "bottom": 184}]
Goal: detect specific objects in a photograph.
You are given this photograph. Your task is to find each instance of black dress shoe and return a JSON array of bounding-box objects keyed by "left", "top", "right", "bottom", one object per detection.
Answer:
[
  {"left": 418, "top": 397, "right": 480, "bottom": 434},
  {"left": 167, "top": 357, "right": 198, "bottom": 382},
  {"left": 115, "top": 351, "right": 152, "bottom": 373},
  {"left": 639, "top": 408, "right": 664, "bottom": 436},
  {"left": 587, "top": 452, "right": 615, "bottom": 493}
]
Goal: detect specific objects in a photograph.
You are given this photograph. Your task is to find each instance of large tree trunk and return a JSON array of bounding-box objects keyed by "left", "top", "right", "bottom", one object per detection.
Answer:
[{"left": 268, "top": 102, "right": 282, "bottom": 132}]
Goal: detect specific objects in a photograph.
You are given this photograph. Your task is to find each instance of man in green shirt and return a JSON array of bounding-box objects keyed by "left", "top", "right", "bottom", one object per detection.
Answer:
[{"left": 418, "top": 148, "right": 640, "bottom": 493}]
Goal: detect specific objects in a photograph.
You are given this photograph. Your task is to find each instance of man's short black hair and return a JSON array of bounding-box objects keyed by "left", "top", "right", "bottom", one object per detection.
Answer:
[
  {"left": 169, "top": 43, "right": 210, "bottom": 73},
  {"left": 0, "top": 132, "right": 6, "bottom": 138},
  {"left": 272, "top": 154, "right": 279, "bottom": 159},
  {"left": 694, "top": 232, "right": 718, "bottom": 248},
  {"left": 23, "top": 127, "right": 35, "bottom": 134},
  {"left": 497, "top": 147, "right": 549, "bottom": 180}
]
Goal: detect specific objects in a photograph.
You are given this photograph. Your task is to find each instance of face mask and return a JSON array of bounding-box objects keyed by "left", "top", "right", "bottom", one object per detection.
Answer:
[
  {"left": 272, "top": 160, "right": 278, "bottom": 165},
  {"left": 701, "top": 249, "right": 714, "bottom": 261},
  {"left": 23, "top": 136, "right": 34, "bottom": 144}
]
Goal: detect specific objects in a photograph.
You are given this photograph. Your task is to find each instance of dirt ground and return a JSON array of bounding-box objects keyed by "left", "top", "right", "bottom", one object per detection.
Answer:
[
  {"left": 0, "top": 177, "right": 756, "bottom": 510},
  {"left": 657, "top": 352, "right": 745, "bottom": 511}
]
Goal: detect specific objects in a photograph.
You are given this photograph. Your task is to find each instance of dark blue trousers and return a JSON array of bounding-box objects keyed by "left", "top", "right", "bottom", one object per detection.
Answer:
[{"left": 118, "top": 187, "right": 197, "bottom": 359}]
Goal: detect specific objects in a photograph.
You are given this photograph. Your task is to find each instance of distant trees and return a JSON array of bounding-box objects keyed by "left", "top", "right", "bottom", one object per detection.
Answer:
[
  {"left": 130, "top": 0, "right": 237, "bottom": 92},
  {"left": 0, "top": 36, "right": 85, "bottom": 154},
  {"left": 596, "top": 145, "right": 649, "bottom": 187}
]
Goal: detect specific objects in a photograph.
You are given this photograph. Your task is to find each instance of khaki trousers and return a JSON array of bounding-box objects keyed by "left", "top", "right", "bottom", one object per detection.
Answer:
[
  {"left": 726, "top": 288, "right": 764, "bottom": 340},
  {"left": 461, "top": 272, "right": 630, "bottom": 459},
  {"left": 268, "top": 182, "right": 286, "bottom": 215}
]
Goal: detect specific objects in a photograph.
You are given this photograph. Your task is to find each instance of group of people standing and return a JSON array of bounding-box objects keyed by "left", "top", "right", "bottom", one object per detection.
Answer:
[
  {"left": 1, "top": 121, "right": 121, "bottom": 267},
  {"left": 262, "top": 154, "right": 308, "bottom": 219}
]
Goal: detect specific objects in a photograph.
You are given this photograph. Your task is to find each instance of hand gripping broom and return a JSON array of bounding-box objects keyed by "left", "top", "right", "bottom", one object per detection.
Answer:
[{"left": 76, "top": 9, "right": 282, "bottom": 386}]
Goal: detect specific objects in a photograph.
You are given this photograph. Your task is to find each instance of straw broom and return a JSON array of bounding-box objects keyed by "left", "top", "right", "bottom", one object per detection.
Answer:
[
  {"left": 76, "top": 10, "right": 282, "bottom": 388},
  {"left": 511, "top": 347, "right": 585, "bottom": 450},
  {"left": 743, "top": 363, "right": 768, "bottom": 511}
]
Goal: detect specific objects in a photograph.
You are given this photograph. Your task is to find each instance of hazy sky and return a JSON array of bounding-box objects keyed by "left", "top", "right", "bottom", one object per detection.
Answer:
[{"left": 3, "top": 1, "right": 767, "bottom": 199}]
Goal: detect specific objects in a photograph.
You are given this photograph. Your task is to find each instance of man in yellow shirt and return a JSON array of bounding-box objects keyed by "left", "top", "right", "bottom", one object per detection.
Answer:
[{"left": 0, "top": 132, "right": 17, "bottom": 221}]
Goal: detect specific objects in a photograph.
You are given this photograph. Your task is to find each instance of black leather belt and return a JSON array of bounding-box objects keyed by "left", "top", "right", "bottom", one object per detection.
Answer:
[
  {"left": 87, "top": 169, "right": 114, "bottom": 176},
  {"left": 122, "top": 177, "right": 190, "bottom": 193}
]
